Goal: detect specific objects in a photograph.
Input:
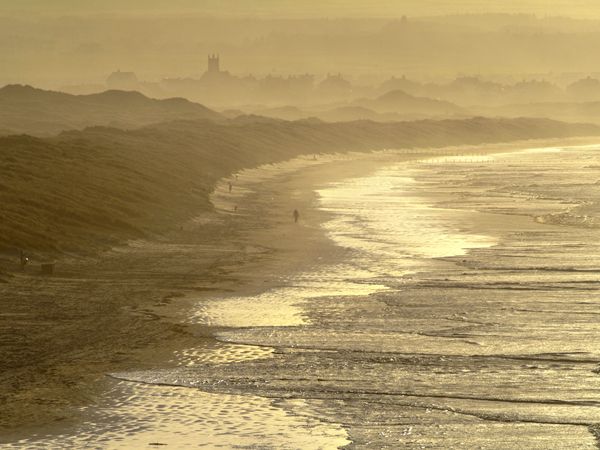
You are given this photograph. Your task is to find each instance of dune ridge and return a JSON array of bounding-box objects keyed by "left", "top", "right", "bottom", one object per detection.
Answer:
[{"left": 0, "top": 116, "right": 598, "bottom": 262}]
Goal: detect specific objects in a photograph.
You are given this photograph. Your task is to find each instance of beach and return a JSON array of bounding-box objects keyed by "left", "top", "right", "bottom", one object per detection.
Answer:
[{"left": 3, "top": 138, "right": 600, "bottom": 449}]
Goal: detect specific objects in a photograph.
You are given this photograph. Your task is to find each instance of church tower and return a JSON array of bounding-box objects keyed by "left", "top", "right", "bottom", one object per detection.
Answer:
[{"left": 208, "top": 54, "right": 220, "bottom": 73}]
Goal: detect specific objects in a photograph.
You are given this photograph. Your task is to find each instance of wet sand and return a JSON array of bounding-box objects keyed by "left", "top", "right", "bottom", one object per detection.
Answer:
[
  {"left": 0, "top": 149, "right": 404, "bottom": 444},
  {"left": 3, "top": 137, "right": 600, "bottom": 448}
]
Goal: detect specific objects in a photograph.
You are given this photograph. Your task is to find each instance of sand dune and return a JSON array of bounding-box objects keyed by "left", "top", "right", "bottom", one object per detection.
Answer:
[
  {"left": 0, "top": 85, "right": 223, "bottom": 136},
  {"left": 1, "top": 116, "right": 598, "bottom": 261}
]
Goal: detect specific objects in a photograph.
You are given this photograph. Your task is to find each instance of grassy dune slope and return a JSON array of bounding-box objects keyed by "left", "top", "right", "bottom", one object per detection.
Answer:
[
  {"left": 1, "top": 116, "right": 597, "bottom": 260},
  {"left": 0, "top": 85, "right": 223, "bottom": 136}
]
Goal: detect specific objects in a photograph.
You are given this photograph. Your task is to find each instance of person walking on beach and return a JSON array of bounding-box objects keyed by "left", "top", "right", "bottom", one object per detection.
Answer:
[
  {"left": 293, "top": 209, "right": 300, "bottom": 223},
  {"left": 19, "top": 249, "right": 29, "bottom": 270}
]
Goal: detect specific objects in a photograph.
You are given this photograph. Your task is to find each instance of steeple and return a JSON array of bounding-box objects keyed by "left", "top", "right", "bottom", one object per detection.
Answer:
[{"left": 208, "top": 54, "right": 220, "bottom": 73}]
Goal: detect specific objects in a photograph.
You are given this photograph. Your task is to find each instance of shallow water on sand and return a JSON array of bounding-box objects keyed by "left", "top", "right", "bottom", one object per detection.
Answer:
[
  {"left": 179, "top": 144, "right": 600, "bottom": 448},
  {"left": 11, "top": 143, "right": 600, "bottom": 449},
  {"left": 316, "top": 168, "right": 497, "bottom": 269},
  {"left": 8, "top": 382, "right": 349, "bottom": 449}
]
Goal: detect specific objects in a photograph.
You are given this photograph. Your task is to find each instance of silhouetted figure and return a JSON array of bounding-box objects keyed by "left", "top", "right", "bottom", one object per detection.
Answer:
[
  {"left": 234, "top": 205, "right": 238, "bottom": 212},
  {"left": 228, "top": 182, "right": 232, "bottom": 193},
  {"left": 19, "top": 250, "right": 28, "bottom": 270},
  {"left": 293, "top": 209, "right": 300, "bottom": 223}
]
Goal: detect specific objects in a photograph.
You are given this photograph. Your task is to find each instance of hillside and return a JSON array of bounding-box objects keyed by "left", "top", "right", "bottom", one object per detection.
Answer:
[
  {"left": 317, "top": 106, "right": 390, "bottom": 122},
  {"left": 248, "top": 96, "right": 466, "bottom": 123},
  {"left": 246, "top": 90, "right": 467, "bottom": 123},
  {"left": 1, "top": 116, "right": 598, "bottom": 261},
  {"left": 482, "top": 101, "right": 600, "bottom": 125},
  {"left": 253, "top": 105, "right": 409, "bottom": 123},
  {"left": 0, "top": 85, "right": 223, "bottom": 136},
  {"left": 252, "top": 106, "right": 307, "bottom": 121},
  {"left": 354, "top": 89, "right": 466, "bottom": 117}
]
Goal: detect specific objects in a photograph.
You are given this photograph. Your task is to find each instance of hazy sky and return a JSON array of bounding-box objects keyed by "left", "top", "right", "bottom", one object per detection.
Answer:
[
  {"left": 3, "top": 0, "right": 600, "bottom": 89},
  {"left": 2, "top": 0, "right": 600, "bottom": 18}
]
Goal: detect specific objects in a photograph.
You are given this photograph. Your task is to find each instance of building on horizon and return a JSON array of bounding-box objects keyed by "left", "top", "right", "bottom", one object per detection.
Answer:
[
  {"left": 207, "top": 54, "right": 220, "bottom": 74},
  {"left": 106, "top": 70, "right": 139, "bottom": 91}
]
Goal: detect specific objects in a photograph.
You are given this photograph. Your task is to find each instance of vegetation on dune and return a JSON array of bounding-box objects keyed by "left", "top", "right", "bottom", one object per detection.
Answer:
[{"left": 0, "top": 116, "right": 597, "bottom": 260}]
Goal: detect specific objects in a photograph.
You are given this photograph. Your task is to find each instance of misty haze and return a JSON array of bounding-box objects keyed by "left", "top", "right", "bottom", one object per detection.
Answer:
[{"left": 2, "top": 1, "right": 600, "bottom": 449}]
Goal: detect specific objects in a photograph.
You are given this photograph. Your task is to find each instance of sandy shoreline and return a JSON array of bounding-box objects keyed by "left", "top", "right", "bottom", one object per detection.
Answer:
[
  {"left": 0, "top": 146, "right": 399, "bottom": 440},
  {"left": 2, "top": 136, "right": 599, "bottom": 445}
]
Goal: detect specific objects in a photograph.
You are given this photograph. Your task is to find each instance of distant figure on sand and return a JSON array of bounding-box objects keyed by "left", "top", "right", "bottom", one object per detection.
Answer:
[
  {"left": 293, "top": 209, "right": 300, "bottom": 223},
  {"left": 228, "top": 182, "right": 232, "bottom": 193},
  {"left": 19, "top": 250, "right": 29, "bottom": 269}
]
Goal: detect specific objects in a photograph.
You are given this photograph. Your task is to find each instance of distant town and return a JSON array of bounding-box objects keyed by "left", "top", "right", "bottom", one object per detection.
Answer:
[{"left": 61, "top": 54, "right": 600, "bottom": 111}]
